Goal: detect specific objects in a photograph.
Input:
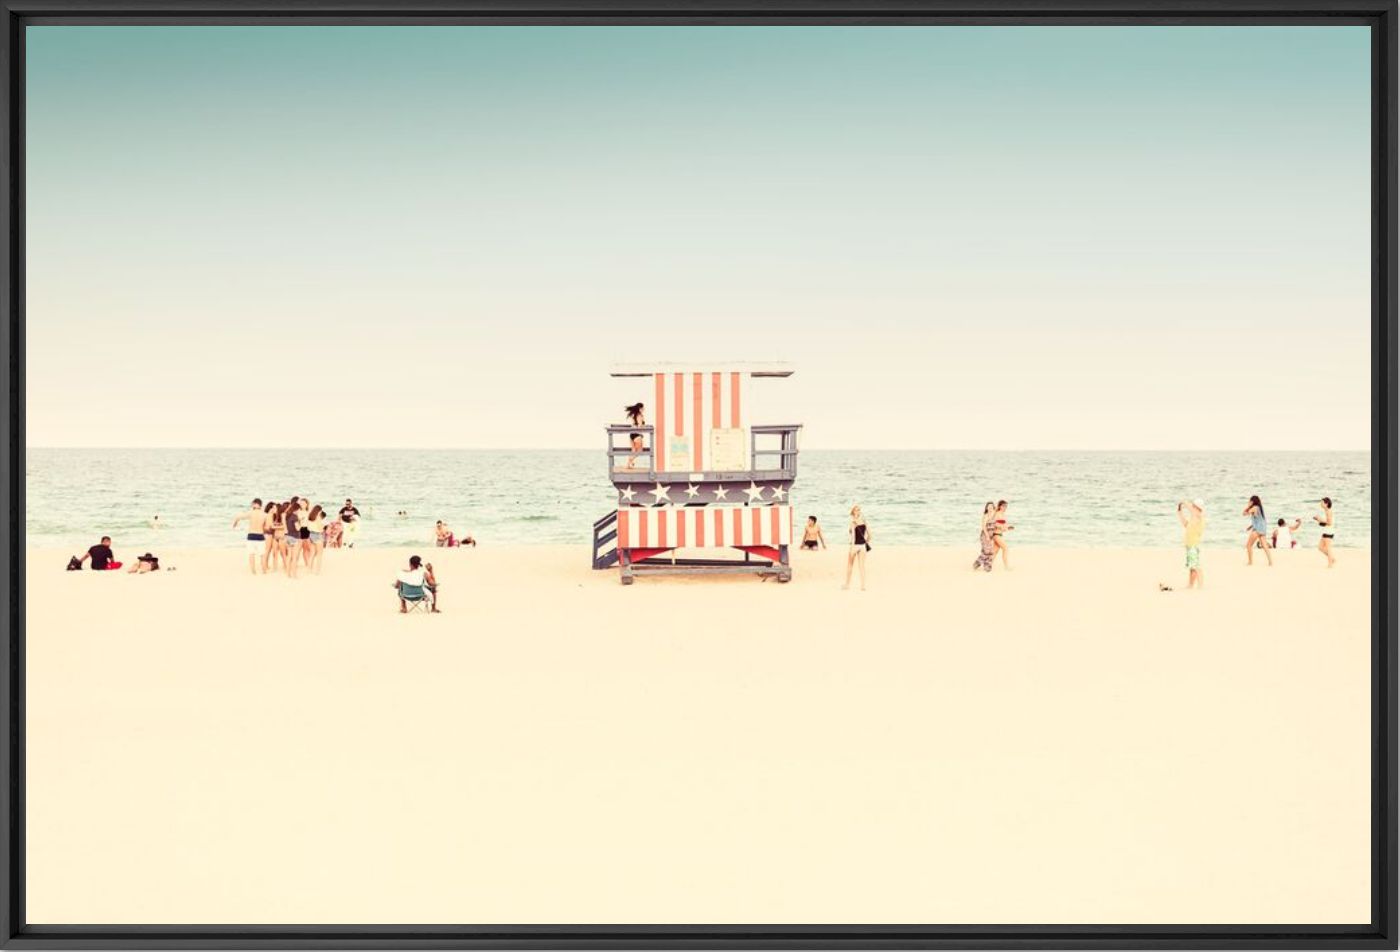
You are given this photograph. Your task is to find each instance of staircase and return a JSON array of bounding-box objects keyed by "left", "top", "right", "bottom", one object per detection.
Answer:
[{"left": 591, "top": 511, "right": 619, "bottom": 569}]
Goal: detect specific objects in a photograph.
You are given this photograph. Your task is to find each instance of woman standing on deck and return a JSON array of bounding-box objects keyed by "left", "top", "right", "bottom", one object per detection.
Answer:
[
  {"left": 1314, "top": 496, "right": 1337, "bottom": 568},
  {"left": 1242, "top": 495, "right": 1274, "bottom": 567},
  {"left": 624, "top": 402, "right": 646, "bottom": 470},
  {"left": 843, "top": 505, "right": 871, "bottom": 591},
  {"left": 973, "top": 502, "right": 997, "bottom": 572},
  {"left": 992, "top": 500, "right": 1014, "bottom": 570}
]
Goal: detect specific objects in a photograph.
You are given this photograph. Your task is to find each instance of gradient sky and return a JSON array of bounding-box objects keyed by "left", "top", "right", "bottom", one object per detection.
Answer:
[{"left": 26, "top": 25, "right": 1371, "bottom": 449}]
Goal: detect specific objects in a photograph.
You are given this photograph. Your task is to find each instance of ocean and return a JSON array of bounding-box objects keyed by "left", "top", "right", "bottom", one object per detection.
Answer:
[{"left": 25, "top": 448, "right": 1370, "bottom": 552}]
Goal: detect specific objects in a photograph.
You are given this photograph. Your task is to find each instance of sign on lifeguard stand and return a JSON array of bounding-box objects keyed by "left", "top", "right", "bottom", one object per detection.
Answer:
[{"left": 592, "top": 363, "right": 801, "bottom": 584}]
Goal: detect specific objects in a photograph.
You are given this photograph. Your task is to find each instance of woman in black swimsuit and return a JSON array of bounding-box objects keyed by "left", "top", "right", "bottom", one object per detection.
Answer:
[
  {"left": 843, "top": 505, "right": 871, "bottom": 591},
  {"left": 624, "top": 403, "right": 646, "bottom": 470},
  {"left": 1314, "top": 496, "right": 1337, "bottom": 568}
]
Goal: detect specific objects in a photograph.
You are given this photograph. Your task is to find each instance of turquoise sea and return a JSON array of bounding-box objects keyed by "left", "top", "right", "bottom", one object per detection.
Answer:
[{"left": 25, "top": 449, "right": 1370, "bottom": 552}]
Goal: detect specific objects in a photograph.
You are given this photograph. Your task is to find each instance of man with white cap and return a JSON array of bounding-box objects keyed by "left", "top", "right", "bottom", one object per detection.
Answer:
[{"left": 1175, "top": 498, "right": 1207, "bottom": 590}]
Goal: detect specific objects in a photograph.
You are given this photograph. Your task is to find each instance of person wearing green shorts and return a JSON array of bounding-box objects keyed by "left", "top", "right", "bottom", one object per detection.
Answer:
[{"left": 1176, "top": 499, "right": 1206, "bottom": 590}]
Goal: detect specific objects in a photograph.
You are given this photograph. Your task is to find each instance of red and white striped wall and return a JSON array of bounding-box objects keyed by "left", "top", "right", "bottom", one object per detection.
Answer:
[
  {"left": 649, "top": 371, "right": 752, "bottom": 472},
  {"left": 617, "top": 506, "right": 792, "bottom": 550}
]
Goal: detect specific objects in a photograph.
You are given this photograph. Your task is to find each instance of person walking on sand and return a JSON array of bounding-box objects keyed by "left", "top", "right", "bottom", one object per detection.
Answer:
[
  {"left": 1175, "top": 499, "right": 1206, "bottom": 590},
  {"left": 973, "top": 502, "right": 997, "bottom": 572},
  {"left": 1242, "top": 495, "right": 1274, "bottom": 566},
  {"left": 992, "top": 500, "right": 1014, "bottom": 570},
  {"left": 1314, "top": 496, "right": 1337, "bottom": 567},
  {"left": 843, "top": 505, "right": 871, "bottom": 590},
  {"left": 800, "top": 516, "right": 826, "bottom": 551},
  {"left": 232, "top": 498, "right": 269, "bottom": 575}
]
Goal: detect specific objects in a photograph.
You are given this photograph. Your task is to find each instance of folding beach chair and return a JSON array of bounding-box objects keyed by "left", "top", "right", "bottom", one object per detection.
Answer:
[{"left": 399, "top": 582, "right": 431, "bottom": 614}]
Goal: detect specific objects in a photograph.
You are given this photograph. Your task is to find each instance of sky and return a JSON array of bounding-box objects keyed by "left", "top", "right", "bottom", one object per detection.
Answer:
[{"left": 25, "top": 25, "right": 1371, "bottom": 450}]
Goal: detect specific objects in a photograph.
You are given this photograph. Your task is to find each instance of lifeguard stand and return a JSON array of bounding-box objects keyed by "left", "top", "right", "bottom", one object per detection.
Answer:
[{"left": 591, "top": 363, "right": 801, "bottom": 584}]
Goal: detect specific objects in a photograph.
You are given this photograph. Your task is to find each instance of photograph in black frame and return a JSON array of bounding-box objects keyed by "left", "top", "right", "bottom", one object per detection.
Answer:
[{"left": 1, "top": 0, "right": 1396, "bottom": 948}]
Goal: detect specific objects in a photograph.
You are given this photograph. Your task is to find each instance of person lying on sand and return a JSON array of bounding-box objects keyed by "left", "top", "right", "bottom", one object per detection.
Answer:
[{"left": 128, "top": 553, "right": 160, "bottom": 574}]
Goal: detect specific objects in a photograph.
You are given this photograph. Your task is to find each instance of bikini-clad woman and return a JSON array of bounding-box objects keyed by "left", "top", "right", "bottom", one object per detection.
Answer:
[
  {"left": 261, "top": 500, "right": 280, "bottom": 573},
  {"left": 992, "top": 500, "right": 1014, "bottom": 570},
  {"left": 843, "top": 505, "right": 871, "bottom": 591},
  {"left": 1242, "top": 494, "right": 1274, "bottom": 567},
  {"left": 624, "top": 402, "right": 646, "bottom": 470},
  {"left": 269, "top": 502, "right": 288, "bottom": 573},
  {"left": 1314, "top": 496, "right": 1337, "bottom": 568}
]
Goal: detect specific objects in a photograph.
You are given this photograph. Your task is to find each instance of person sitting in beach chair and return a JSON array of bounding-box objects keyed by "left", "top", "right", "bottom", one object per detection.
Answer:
[{"left": 394, "top": 555, "right": 438, "bottom": 614}]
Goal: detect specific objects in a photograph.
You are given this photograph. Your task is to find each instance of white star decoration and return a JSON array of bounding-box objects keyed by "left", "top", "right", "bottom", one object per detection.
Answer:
[
  {"left": 770, "top": 484, "right": 787, "bottom": 502},
  {"left": 650, "top": 482, "right": 672, "bottom": 504},
  {"left": 684, "top": 484, "right": 701, "bottom": 499},
  {"left": 744, "top": 482, "right": 766, "bottom": 504},
  {"left": 712, "top": 485, "right": 730, "bottom": 501},
  {"left": 620, "top": 486, "right": 636, "bottom": 502}
]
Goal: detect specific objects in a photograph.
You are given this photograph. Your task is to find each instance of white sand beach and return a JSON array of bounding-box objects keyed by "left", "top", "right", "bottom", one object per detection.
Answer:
[{"left": 24, "top": 544, "right": 1370, "bottom": 925}]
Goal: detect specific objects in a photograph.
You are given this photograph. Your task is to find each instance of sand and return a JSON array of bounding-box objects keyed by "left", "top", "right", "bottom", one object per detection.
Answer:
[{"left": 23, "top": 543, "right": 1371, "bottom": 925}]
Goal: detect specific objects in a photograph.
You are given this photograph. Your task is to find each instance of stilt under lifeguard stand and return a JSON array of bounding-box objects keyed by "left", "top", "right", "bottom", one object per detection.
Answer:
[{"left": 591, "top": 363, "right": 801, "bottom": 584}]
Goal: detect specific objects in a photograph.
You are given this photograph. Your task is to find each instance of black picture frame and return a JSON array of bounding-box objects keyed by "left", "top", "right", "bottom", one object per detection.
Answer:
[{"left": 2, "top": 1, "right": 1395, "bottom": 948}]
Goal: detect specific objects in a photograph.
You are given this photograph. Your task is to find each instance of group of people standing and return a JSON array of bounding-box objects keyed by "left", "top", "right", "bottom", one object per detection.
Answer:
[
  {"left": 1171, "top": 494, "right": 1335, "bottom": 591},
  {"left": 231, "top": 496, "right": 364, "bottom": 577},
  {"left": 798, "top": 506, "right": 876, "bottom": 591}
]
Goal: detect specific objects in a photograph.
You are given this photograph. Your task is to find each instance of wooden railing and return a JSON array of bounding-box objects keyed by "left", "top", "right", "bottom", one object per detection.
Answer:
[{"left": 605, "top": 423, "right": 800, "bottom": 480}]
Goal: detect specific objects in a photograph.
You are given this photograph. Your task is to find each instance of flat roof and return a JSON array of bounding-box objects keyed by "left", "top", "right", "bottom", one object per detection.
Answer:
[{"left": 609, "top": 362, "right": 794, "bottom": 378}]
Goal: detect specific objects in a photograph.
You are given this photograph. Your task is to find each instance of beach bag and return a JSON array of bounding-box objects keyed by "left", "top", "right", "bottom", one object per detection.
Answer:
[{"left": 66, "top": 556, "right": 82, "bottom": 571}]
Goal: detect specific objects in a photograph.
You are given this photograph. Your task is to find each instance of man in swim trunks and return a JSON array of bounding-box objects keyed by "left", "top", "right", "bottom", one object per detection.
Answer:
[
  {"left": 232, "top": 498, "right": 270, "bottom": 575},
  {"left": 1176, "top": 499, "right": 1206, "bottom": 590}
]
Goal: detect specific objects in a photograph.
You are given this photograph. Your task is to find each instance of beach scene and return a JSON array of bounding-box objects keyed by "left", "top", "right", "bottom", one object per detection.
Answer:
[{"left": 24, "top": 24, "right": 1372, "bottom": 925}]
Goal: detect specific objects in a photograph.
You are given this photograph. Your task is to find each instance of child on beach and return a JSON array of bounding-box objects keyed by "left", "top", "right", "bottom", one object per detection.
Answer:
[
  {"left": 1272, "top": 517, "right": 1302, "bottom": 550},
  {"left": 800, "top": 516, "right": 826, "bottom": 551},
  {"left": 1175, "top": 499, "right": 1206, "bottom": 590}
]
